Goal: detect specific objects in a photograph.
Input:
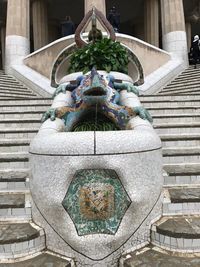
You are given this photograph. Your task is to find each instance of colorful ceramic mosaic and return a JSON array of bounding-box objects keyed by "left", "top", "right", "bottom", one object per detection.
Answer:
[
  {"left": 62, "top": 169, "right": 131, "bottom": 235},
  {"left": 42, "top": 69, "right": 152, "bottom": 130}
]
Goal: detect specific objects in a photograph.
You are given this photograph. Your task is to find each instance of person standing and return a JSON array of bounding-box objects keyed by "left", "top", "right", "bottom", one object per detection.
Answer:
[
  {"left": 61, "top": 16, "right": 75, "bottom": 37},
  {"left": 191, "top": 35, "right": 200, "bottom": 68},
  {"left": 107, "top": 6, "right": 120, "bottom": 33}
]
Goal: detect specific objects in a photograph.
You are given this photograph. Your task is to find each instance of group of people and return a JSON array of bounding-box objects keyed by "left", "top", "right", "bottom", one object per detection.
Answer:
[{"left": 190, "top": 35, "right": 200, "bottom": 68}]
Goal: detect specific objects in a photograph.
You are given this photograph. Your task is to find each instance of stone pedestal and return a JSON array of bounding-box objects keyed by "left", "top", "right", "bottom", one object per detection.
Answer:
[
  {"left": 144, "top": 0, "right": 159, "bottom": 47},
  {"left": 5, "top": 0, "right": 30, "bottom": 73},
  {"left": 32, "top": 0, "right": 49, "bottom": 51},
  {"left": 161, "top": 0, "right": 188, "bottom": 65},
  {"left": 29, "top": 71, "right": 163, "bottom": 266}
]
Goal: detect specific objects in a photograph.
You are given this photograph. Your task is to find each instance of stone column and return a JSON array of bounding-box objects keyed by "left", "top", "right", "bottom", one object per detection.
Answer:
[
  {"left": 5, "top": 0, "right": 30, "bottom": 73},
  {"left": 0, "top": 27, "right": 6, "bottom": 70},
  {"left": 32, "top": 0, "right": 49, "bottom": 51},
  {"left": 144, "top": 0, "right": 159, "bottom": 47},
  {"left": 185, "top": 21, "right": 191, "bottom": 52},
  {"left": 84, "top": 0, "right": 106, "bottom": 15},
  {"left": 84, "top": 0, "right": 106, "bottom": 31},
  {"left": 161, "top": 0, "right": 188, "bottom": 65}
]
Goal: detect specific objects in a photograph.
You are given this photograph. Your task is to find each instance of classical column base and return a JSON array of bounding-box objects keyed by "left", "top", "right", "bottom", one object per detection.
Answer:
[
  {"left": 5, "top": 35, "right": 30, "bottom": 74},
  {"left": 163, "top": 31, "right": 188, "bottom": 66}
]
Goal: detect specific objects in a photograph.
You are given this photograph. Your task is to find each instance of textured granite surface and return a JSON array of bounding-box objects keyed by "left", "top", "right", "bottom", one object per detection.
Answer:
[
  {"left": 156, "top": 217, "right": 200, "bottom": 238},
  {"left": 124, "top": 246, "right": 200, "bottom": 267},
  {"left": 0, "top": 194, "right": 25, "bottom": 208},
  {"left": 0, "top": 253, "right": 70, "bottom": 267},
  {"left": 169, "top": 188, "right": 200, "bottom": 203},
  {"left": 0, "top": 223, "right": 39, "bottom": 244}
]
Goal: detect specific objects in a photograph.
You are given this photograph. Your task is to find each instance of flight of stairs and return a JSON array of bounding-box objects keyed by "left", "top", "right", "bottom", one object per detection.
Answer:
[
  {"left": 123, "top": 65, "right": 200, "bottom": 265},
  {"left": 1, "top": 66, "right": 200, "bottom": 265},
  {"left": 0, "top": 71, "right": 71, "bottom": 266}
]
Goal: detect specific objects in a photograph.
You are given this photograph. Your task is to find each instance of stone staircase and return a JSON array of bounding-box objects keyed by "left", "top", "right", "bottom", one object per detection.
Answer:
[
  {"left": 123, "top": 65, "right": 200, "bottom": 265},
  {"left": 1, "top": 66, "right": 200, "bottom": 265},
  {"left": 0, "top": 71, "right": 71, "bottom": 266}
]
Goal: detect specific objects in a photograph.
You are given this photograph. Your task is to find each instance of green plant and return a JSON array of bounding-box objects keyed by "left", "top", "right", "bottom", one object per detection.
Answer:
[
  {"left": 68, "top": 38, "right": 129, "bottom": 74},
  {"left": 72, "top": 112, "right": 118, "bottom": 131}
]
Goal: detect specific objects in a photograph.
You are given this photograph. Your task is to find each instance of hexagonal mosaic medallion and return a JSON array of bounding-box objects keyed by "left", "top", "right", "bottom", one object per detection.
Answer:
[{"left": 62, "top": 169, "right": 131, "bottom": 236}]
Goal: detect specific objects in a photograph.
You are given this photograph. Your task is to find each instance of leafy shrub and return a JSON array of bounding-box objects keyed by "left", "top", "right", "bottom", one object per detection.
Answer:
[{"left": 68, "top": 38, "right": 129, "bottom": 74}]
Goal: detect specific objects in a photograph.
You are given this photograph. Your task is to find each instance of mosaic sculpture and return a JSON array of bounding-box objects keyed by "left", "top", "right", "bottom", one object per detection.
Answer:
[
  {"left": 42, "top": 68, "right": 152, "bottom": 131},
  {"left": 30, "top": 7, "right": 162, "bottom": 266}
]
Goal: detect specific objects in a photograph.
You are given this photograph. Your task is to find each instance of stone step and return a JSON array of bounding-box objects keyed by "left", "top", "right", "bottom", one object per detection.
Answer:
[
  {"left": 162, "top": 187, "right": 200, "bottom": 215},
  {"left": 149, "top": 107, "right": 200, "bottom": 115},
  {"left": 0, "top": 222, "right": 40, "bottom": 244},
  {"left": 0, "top": 152, "right": 29, "bottom": 169},
  {"left": 122, "top": 245, "right": 200, "bottom": 267},
  {"left": 160, "top": 133, "right": 200, "bottom": 147},
  {"left": 159, "top": 88, "right": 200, "bottom": 95},
  {"left": 0, "top": 169, "right": 29, "bottom": 182},
  {"left": 162, "top": 147, "right": 200, "bottom": 164},
  {"left": 154, "top": 122, "right": 200, "bottom": 134},
  {"left": 0, "top": 92, "right": 37, "bottom": 99},
  {"left": 163, "top": 163, "right": 200, "bottom": 186},
  {"left": 174, "top": 74, "right": 200, "bottom": 83},
  {"left": 0, "top": 194, "right": 25, "bottom": 209},
  {"left": 0, "top": 79, "right": 24, "bottom": 85},
  {"left": 169, "top": 187, "right": 200, "bottom": 203},
  {"left": 140, "top": 94, "right": 200, "bottom": 101},
  {"left": 161, "top": 87, "right": 200, "bottom": 95},
  {"left": 0, "top": 77, "right": 18, "bottom": 82},
  {"left": 165, "top": 81, "right": 200, "bottom": 90},
  {"left": 164, "top": 163, "right": 200, "bottom": 175},
  {"left": 0, "top": 192, "right": 31, "bottom": 221},
  {"left": 164, "top": 174, "right": 200, "bottom": 186},
  {"left": 0, "top": 251, "right": 71, "bottom": 266},
  {"left": 151, "top": 216, "right": 200, "bottom": 251},
  {"left": 0, "top": 95, "right": 39, "bottom": 100},
  {"left": 0, "top": 84, "right": 33, "bottom": 92},
  {"left": 0, "top": 222, "right": 45, "bottom": 258},
  {"left": 166, "top": 76, "right": 200, "bottom": 86},
  {"left": 143, "top": 101, "right": 200, "bottom": 108},
  {"left": 0, "top": 139, "right": 30, "bottom": 153},
  {"left": 153, "top": 114, "right": 200, "bottom": 123},
  {"left": 0, "top": 105, "right": 49, "bottom": 112},
  {"left": 0, "top": 180, "right": 28, "bottom": 193},
  {"left": 0, "top": 88, "right": 36, "bottom": 96},
  {"left": 0, "top": 98, "right": 51, "bottom": 105},
  {"left": 0, "top": 118, "right": 41, "bottom": 129},
  {"left": 0, "top": 112, "right": 43, "bottom": 120},
  {"left": 0, "top": 128, "right": 38, "bottom": 139}
]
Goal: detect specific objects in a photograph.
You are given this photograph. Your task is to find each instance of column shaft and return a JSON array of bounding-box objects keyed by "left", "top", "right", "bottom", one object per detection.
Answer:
[
  {"left": 84, "top": 0, "right": 106, "bottom": 15},
  {"left": 32, "top": 0, "right": 49, "bottom": 50},
  {"left": 185, "top": 22, "right": 191, "bottom": 52},
  {"left": 144, "top": 0, "right": 159, "bottom": 47},
  {"left": 0, "top": 27, "right": 6, "bottom": 69},
  {"left": 161, "top": 0, "right": 188, "bottom": 65},
  {"left": 84, "top": 0, "right": 106, "bottom": 31},
  {"left": 5, "top": 0, "right": 30, "bottom": 73}
]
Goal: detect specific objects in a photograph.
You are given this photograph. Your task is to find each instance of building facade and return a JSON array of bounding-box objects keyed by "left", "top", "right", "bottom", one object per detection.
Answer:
[{"left": 0, "top": 0, "right": 199, "bottom": 71}]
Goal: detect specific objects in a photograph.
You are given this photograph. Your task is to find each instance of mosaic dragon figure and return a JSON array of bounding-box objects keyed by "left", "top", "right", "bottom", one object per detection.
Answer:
[{"left": 42, "top": 68, "right": 152, "bottom": 131}]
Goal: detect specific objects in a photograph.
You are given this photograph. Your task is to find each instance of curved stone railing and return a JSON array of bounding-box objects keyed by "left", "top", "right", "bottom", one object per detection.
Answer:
[{"left": 24, "top": 33, "right": 170, "bottom": 81}]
